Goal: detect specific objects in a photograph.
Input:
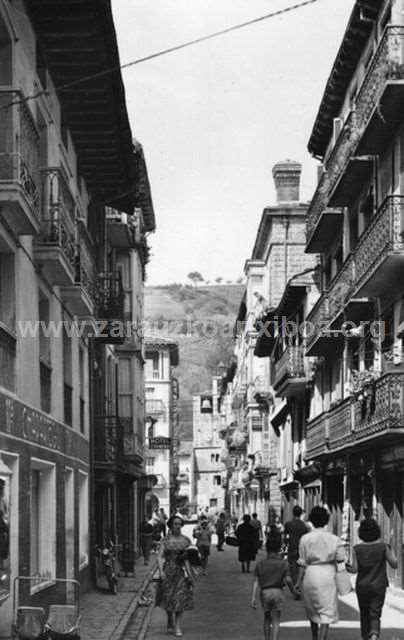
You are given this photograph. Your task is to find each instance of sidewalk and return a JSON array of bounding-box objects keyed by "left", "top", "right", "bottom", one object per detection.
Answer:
[{"left": 80, "top": 560, "right": 156, "bottom": 640}]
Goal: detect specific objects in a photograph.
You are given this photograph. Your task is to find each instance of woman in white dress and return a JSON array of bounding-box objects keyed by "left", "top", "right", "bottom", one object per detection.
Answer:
[{"left": 296, "top": 506, "right": 346, "bottom": 640}]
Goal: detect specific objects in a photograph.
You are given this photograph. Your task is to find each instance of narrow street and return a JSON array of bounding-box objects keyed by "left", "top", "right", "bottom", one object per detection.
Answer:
[{"left": 146, "top": 547, "right": 404, "bottom": 640}]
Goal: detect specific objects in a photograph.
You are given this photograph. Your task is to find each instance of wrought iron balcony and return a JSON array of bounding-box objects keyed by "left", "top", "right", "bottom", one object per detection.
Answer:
[
  {"left": 94, "top": 416, "right": 123, "bottom": 465},
  {"left": 326, "top": 254, "right": 355, "bottom": 326},
  {"left": 34, "top": 169, "right": 76, "bottom": 285},
  {"left": 62, "top": 221, "right": 96, "bottom": 316},
  {"left": 106, "top": 207, "right": 137, "bottom": 248},
  {"left": 145, "top": 399, "right": 167, "bottom": 418},
  {"left": 353, "top": 195, "right": 404, "bottom": 299},
  {"left": 305, "top": 294, "right": 331, "bottom": 356},
  {"left": 306, "top": 26, "right": 404, "bottom": 253},
  {"left": 356, "top": 25, "right": 404, "bottom": 155},
  {"left": 94, "top": 271, "right": 125, "bottom": 344},
  {"left": 123, "top": 432, "right": 144, "bottom": 462},
  {"left": 306, "top": 372, "right": 404, "bottom": 459},
  {"left": 0, "top": 90, "right": 40, "bottom": 234},
  {"left": 272, "top": 346, "right": 308, "bottom": 397}
]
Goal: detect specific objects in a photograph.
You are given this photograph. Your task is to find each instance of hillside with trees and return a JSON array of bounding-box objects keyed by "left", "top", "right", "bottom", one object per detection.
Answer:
[{"left": 144, "top": 283, "right": 244, "bottom": 440}]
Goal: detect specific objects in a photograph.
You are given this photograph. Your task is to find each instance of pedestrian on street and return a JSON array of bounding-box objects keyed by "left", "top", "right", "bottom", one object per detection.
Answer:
[
  {"left": 193, "top": 519, "right": 212, "bottom": 575},
  {"left": 296, "top": 506, "right": 346, "bottom": 640},
  {"left": 236, "top": 514, "right": 257, "bottom": 573},
  {"left": 251, "top": 513, "right": 264, "bottom": 553},
  {"left": 215, "top": 513, "right": 227, "bottom": 551},
  {"left": 348, "top": 517, "right": 398, "bottom": 640},
  {"left": 251, "top": 533, "right": 298, "bottom": 640},
  {"left": 159, "top": 507, "right": 168, "bottom": 536},
  {"left": 284, "top": 506, "right": 309, "bottom": 588},
  {"left": 156, "top": 515, "right": 195, "bottom": 637},
  {"left": 139, "top": 517, "right": 153, "bottom": 565}
]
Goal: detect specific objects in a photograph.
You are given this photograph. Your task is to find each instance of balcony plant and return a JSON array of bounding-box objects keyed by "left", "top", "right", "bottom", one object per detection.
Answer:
[{"left": 349, "top": 367, "right": 379, "bottom": 400}]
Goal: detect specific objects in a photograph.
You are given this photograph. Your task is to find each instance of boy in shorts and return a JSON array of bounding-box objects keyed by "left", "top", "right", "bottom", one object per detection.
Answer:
[{"left": 251, "top": 532, "right": 297, "bottom": 640}]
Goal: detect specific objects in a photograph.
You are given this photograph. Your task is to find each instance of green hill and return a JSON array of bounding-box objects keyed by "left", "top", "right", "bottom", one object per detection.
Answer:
[{"left": 144, "top": 284, "right": 244, "bottom": 439}]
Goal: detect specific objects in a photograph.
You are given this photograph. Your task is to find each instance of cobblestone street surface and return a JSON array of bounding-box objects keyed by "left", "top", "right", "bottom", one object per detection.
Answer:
[
  {"left": 79, "top": 560, "right": 156, "bottom": 640},
  {"left": 146, "top": 547, "right": 404, "bottom": 640}
]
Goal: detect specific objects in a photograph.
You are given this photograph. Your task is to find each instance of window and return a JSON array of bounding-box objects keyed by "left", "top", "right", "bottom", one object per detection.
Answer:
[
  {"left": 39, "top": 294, "right": 51, "bottom": 413},
  {"left": 78, "top": 471, "right": 89, "bottom": 569},
  {"left": 145, "top": 352, "right": 159, "bottom": 379},
  {"left": 30, "top": 460, "right": 56, "bottom": 592},
  {"left": 213, "top": 475, "right": 221, "bottom": 486},
  {"left": 209, "top": 498, "right": 218, "bottom": 508},
  {"left": 118, "top": 357, "right": 133, "bottom": 419},
  {"left": 79, "top": 346, "right": 85, "bottom": 434},
  {"left": 63, "top": 326, "right": 72, "bottom": 426}
]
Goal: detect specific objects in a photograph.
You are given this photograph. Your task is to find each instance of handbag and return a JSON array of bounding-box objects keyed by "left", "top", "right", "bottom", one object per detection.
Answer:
[
  {"left": 335, "top": 564, "right": 352, "bottom": 596},
  {"left": 225, "top": 534, "right": 239, "bottom": 547}
]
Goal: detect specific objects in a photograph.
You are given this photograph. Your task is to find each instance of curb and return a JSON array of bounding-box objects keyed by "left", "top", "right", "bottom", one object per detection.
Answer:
[
  {"left": 109, "top": 563, "right": 157, "bottom": 640},
  {"left": 136, "top": 598, "right": 155, "bottom": 640}
]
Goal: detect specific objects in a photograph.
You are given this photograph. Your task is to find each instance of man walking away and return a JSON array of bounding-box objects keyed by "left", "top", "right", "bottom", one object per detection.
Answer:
[
  {"left": 215, "top": 513, "right": 227, "bottom": 551},
  {"left": 284, "top": 506, "right": 308, "bottom": 588},
  {"left": 251, "top": 513, "right": 264, "bottom": 552}
]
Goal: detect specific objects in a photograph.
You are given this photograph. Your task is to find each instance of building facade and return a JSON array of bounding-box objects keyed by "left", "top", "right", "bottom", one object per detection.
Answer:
[
  {"left": 220, "top": 160, "right": 317, "bottom": 524},
  {"left": 193, "top": 377, "right": 226, "bottom": 512},
  {"left": 0, "top": 0, "right": 155, "bottom": 632},
  {"left": 144, "top": 338, "right": 179, "bottom": 516},
  {"left": 304, "top": 0, "right": 404, "bottom": 590}
]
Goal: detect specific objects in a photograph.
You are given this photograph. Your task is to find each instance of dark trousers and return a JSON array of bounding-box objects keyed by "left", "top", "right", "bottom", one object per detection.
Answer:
[
  {"left": 217, "top": 532, "right": 225, "bottom": 550},
  {"left": 287, "top": 553, "right": 299, "bottom": 585},
  {"left": 356, "top": 585, "right": 386, "bottom": 639}
]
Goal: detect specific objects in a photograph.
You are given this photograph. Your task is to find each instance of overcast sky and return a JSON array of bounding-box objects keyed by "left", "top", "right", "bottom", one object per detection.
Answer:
[{"left": 113, "top": 0, "right": 355, "bottom": 285}]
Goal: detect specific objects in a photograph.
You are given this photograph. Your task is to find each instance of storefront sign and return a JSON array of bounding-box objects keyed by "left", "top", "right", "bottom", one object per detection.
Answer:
[
  {"left": 0, "top": 391, "right": 89, "bottom": 463},
  {"left": 148, "top": 437, "right": 171, "bottom": 450}
]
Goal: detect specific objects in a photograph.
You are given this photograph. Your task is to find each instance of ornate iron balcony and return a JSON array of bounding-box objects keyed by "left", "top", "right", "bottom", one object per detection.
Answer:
[
  {"left": 273, "top": 346, "right": 307, "bottom": 397},
  {"left": 0, "top": 90, "right": 40, "bottom": 233},
  {"left": 306, "top": 372, "right": 404, "bottom": 459}
]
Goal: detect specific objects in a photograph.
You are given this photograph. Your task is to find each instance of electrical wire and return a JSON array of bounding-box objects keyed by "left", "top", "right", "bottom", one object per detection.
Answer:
[{"left": 1, "top": 0, "right": 318, "bottom": 113}]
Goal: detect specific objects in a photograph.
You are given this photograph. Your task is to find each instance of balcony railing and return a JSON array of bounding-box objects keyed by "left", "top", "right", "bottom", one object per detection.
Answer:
[
  {"left": 123, "top": 432, "right": 144, "bottom": 460},
  {"left": 96, "top": 271, "right": 124, "bottom": 320},
  {"left": 353, "top": 195, "right": 404, "bottom": 296},
  {"left": 273, "top": 346, "right": 306, "bottom": 390},
  {"left": 305, "top": 294, "right": 330, "bottom": 354},
  {"left": 306, "top": 372, "right": 404, "bottom": 459},
  {"left": 75, "top": 222, "right": 96, "bottom": 305},
  {"left": 307, "top": 26, "right": 404, "bottom": 249},
  {"left": 355, "top": 25, "right": 404, "bottom": 130},
  {"left": 94, "top": 416, "right": 123, "bottom": 464},
  {"left": 35, "top": 168, "right": 76, "bottom": 282},
  {"left": 145, "top": 399, "right": 167, "bottom": 418},
  {"left": 306, "top": 113, "right": 355, "bottom": 247},
  {"left": 327, "top": 254, "right": 355, "bottom": 323},
  {"left": 0, "top": 90, "right": 40, "bottom": 232}
]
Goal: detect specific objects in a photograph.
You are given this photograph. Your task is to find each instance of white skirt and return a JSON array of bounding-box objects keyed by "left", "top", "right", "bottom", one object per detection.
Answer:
[{"left": 303, "top": 564, "right": 338, "bottom": 625}]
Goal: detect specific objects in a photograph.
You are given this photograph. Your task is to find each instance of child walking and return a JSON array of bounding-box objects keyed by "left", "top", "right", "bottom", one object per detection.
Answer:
[
  {"left": 251, "top": 533, "right": 297, "bottom": 640},
  {"left": 350, "top": 518, "right": 398, "bottom": 640}
]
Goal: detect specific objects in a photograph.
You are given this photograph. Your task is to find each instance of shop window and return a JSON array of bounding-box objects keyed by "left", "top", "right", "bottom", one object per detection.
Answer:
[
  {"left": 0, "top": 465, "right": 10, "bottom": 601},
  {"left": 64, "top": 468, "right": 74, "bottom": 580},
  {"left": 30, "top": 460, "right": 56, "bottom": 592},
  {"left": 78, "top": 471, "right": 89, "bottom": 570}
]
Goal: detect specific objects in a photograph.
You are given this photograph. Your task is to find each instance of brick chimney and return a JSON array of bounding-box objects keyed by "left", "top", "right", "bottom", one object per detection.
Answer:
[{"left": 272, "top": 159, "right": 302, "bottom": 203}]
